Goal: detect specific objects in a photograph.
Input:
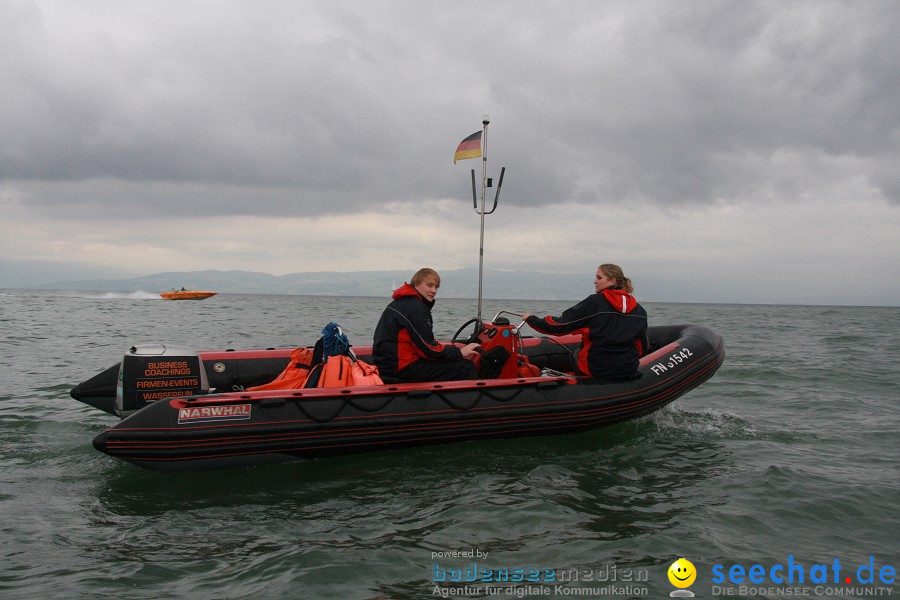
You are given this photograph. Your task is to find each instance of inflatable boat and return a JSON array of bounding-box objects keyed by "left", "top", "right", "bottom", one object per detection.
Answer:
[
  {"left": 160, "top": 290, "right": 217, "bottom": 300},
  {"left": 71, "top": 313, "right": 725, "bottom": 472}
]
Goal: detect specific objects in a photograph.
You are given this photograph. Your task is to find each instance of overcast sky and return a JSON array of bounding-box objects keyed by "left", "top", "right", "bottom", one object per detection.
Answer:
[{"left": 1, "top": 0, "right": 898, "bottom": 305}]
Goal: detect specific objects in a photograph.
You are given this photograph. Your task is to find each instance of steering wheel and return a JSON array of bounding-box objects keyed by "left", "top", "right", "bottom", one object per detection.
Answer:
[{"left": 451, "top": 318, "right": 483, "bottom": 344}]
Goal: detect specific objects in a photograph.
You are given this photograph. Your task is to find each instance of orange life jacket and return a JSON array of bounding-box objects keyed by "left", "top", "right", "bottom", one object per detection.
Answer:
[
  {"left": 316, "top": 355, "right": 383, "bottom": 388},
  {"left": 246, "top": 347, "right": 316, "bottom": 390}
]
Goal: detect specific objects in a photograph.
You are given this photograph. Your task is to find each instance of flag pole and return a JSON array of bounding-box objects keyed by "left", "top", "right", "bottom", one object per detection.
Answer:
[
  {"left": 456, "top": 116, "right": 504, "bottom": 328},
  {"left": 477, "top": 115, "right": 489, "bottom": 323}
]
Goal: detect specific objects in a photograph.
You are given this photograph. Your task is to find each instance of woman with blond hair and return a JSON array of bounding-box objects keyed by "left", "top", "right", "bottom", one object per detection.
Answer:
[
  {"left": 522, "top": 264, "right": 649, "bottom": 380},
  {"left": 373, "top": 268, "right": 481, "bottom": 382}
]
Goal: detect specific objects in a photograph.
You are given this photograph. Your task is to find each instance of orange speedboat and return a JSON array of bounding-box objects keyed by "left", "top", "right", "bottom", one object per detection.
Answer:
[{"left": 159, "top": 289, "right": 217, "bottom": 301}]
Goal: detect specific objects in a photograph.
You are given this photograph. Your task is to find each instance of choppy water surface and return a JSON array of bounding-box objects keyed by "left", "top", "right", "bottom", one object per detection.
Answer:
[{"left": 0, "top": 290, "right": 897, "bottom": 599}]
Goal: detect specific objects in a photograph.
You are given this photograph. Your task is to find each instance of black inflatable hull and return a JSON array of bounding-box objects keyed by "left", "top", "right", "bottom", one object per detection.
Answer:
[
  {"left": 70, "top": 335, "right": 580, "bottom": 417},
  {"left": 85, "top": 325, "right": 724, "bottom": 472}
]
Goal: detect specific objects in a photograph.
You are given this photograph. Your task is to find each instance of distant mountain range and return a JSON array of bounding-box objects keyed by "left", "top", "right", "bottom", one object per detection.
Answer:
[{"left": 36, "top": 267, "right": 589, "bottom": 301}]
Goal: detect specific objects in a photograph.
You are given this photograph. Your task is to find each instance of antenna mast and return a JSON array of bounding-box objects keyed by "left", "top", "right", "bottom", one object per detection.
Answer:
[{"left": 471, "top": 115, "right": 505, "bottom": 323}]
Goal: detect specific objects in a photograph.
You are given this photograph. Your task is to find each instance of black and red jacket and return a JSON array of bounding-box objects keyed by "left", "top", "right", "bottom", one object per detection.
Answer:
[
  {"left": 372, "top": 283, "right": 463, "bottom": 378},
  {"left": 525, "top": 288, "right": 649, "bottom": 379}
]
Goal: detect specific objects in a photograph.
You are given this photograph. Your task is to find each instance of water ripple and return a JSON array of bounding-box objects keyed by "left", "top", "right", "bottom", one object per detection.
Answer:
[{"left": 0, "top": 292, "right": 896, "bottom": 599}]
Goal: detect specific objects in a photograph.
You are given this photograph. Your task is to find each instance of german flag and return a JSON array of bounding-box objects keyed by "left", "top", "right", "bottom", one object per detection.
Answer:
[{"left": 453, "top": 131, "right": 482, "bottom": 164}]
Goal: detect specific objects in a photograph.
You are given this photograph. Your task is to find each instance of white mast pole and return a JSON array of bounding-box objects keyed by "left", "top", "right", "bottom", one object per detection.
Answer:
[{"left": 477, "top": 115, "right": 489, "bottom": 323}]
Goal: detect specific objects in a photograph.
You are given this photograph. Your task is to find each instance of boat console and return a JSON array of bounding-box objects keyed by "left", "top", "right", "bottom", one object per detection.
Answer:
[{"left": 468, "top": 311, "right": 542, "bottom": 379}]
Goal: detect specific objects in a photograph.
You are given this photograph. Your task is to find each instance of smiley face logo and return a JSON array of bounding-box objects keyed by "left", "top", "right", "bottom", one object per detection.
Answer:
[{"left": 668, "top": 558, "right": 697, "bottom": 588}]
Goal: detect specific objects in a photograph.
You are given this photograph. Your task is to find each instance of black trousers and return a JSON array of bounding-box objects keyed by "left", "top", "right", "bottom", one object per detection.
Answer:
[{"left": 397, "top": 358, "right": 477, "bottom": 382}]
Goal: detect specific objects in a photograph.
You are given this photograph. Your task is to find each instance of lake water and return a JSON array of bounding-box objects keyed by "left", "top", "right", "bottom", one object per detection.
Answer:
[{"left": 0, "top": 290, "right": 896, "bottom": 599}]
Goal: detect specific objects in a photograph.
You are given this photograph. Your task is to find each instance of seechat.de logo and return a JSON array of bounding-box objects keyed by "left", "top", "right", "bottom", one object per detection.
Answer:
[{"left": 711, "top": 555, "right": 896, "bottom": 586}]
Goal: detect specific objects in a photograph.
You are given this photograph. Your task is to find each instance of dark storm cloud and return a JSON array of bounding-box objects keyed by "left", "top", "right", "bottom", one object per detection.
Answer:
[
  {"left": 1, "top": 0, "right": 898, "bottom": 221},
  {"left": 492, "top": 1, "right": 900, "bottom": 206}
]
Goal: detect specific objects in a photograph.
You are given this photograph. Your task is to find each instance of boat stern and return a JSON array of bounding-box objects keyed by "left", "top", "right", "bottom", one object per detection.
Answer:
[{"left": 115, "top": 343, "right": 209, "bottom": 418}]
